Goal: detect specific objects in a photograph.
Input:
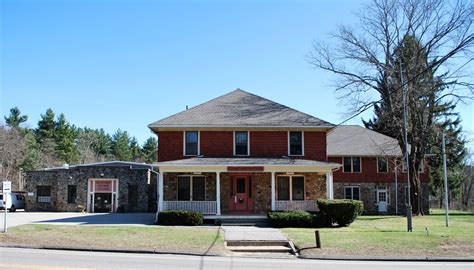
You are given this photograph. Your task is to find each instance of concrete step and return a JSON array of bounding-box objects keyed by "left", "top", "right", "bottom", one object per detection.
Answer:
[
  {"left": 219, "top": 218, "right": 268, "bottom": 226},
  {"left": 226, "top": 245, "right": 292, "bottom": 253},
  {"left": 226, "top": 240, "right": 289, "bottom": 247}
]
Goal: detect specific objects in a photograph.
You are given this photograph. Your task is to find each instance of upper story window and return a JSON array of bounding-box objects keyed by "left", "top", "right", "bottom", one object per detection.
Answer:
[
  {"left": 343, "top": 157, "right": 361, "bottom": 173},
  {"left": 184, "top": 131, "right": 199, "bottom": 156},
  {"left": 377, "top": 157, "right": 388, "bottom": 173},
  {"left": 289, "top": 131, "right": 303, "bottom": 156},
  {"left": 234, "top": 131, "right": 249, "bottom": 156},
  {"left": 402, "top": 159, "right": 424, "bottom": 173}
]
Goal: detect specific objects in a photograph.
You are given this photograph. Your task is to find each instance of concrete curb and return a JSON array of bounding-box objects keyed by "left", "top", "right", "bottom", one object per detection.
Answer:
[
  {"left": 0, "top": 243, "right": 222, "bottom": 258},
  {"left": 297, "top": 254, "right": 474, "bottom": 262},
  {"left": 2, "top": 243, "right": 473, "bottom": 262}
]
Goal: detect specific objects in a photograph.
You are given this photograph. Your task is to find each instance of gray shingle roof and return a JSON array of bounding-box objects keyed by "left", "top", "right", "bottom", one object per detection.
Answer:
[
  {"left": 327, "top": 125, "right": 402, "bottom": 156},
  {"left": 149, "top": 89, "right": 333, "bottom": 128},
  {"left": 156, "top": 157, "right": 340, "bottom": 167}
]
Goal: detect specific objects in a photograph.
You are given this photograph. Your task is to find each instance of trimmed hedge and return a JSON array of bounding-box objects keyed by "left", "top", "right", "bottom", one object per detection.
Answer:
[
  {"left": 317, "top": 199, "right": 364, "bottom": 227},
  {"left": 157, "top": 210, "right": 203, "bottom": 226},
  {"left": 268, "top": 211, "right": 326, "bottom": 228}
]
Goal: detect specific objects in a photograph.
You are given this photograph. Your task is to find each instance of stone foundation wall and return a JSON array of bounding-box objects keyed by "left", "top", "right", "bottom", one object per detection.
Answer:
[
  {"left": 25, "top": 167, "right": 155, "bottom": 212},
  {"left": 334, "top": 182, "right": 430, "bottom": 215}
]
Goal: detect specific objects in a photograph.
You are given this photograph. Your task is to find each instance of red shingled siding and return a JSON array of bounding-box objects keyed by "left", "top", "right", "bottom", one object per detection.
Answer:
[
  {"left": 200, "top": 131, "right": 233, "bottom": 157},
  {"left": 329, "top": 156, "right": 429, "bottom": 183},
  {"left": 157, "top": 131, "right": 183, "bottom": 162},
  {"left": 250, "top": 131, "right": 288, "bottom": 157},
  {"left": 304, "top": 131, "right": 327, "bottom": 161}
]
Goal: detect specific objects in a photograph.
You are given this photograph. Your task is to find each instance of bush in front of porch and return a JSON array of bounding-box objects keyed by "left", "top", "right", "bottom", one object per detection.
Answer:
[
  {"left": 317, "top": 199, "right": 364, "bottom": 227},
  {"left": 157, "top": 210, "right": 204, "bottom": 226},
  {"left": 267, "top": 199, "right": 364, "bottom": 228}
]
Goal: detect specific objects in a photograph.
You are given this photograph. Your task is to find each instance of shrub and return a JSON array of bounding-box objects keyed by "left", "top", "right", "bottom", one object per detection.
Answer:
[
  {"left": 268, "top": 211, "right": 316, "bottom": 228},
  {"left": 157, "top": 210, "right": 203, "bottom": 226},
  {"left": 317, "top": 199, "right": 364, "bottom": 227}
]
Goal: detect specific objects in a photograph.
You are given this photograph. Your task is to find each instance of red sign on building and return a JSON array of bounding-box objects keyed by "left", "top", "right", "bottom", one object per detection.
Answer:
[{"left": 95, "top": 181, "right": 113, "bottom": 192}]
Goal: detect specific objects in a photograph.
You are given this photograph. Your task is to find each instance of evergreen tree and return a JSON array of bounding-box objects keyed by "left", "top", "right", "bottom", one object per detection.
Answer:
[
  {"left": 429, "top": 114, "right": 467, "bottom": 203},
  {"left": 54, "top": 113, "right": 79, "bottom": 164},
  {"left": 4, "top": 107, "right": 28, "bottom": 128},
  {"left": 35, "top": 108, "right": 56, "bottom": 144},
  {"left": 142, "top": 137, "right": 158, "bottom": 163},
  {"left": 129, "top": 137, "right": 142, "bottom": 162},
  {"left": 111, "top": 129, "right": 132, "bottom": 161},
  {"left": 363, "top": 35, "right": 457, "bottom": 214},
  {"left": 35, "top": 108, "right": 59, "bottom": 167}
]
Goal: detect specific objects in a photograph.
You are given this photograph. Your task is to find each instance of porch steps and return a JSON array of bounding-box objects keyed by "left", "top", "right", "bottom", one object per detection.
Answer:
[
  {"left": 225, "top": 240, "right": 294, "bottom": 253},
  {"left": 222, "top": 226, "right": 296, "bottom": 254},
  {"left": 217, "top": 217, "right": 268, "bottom": 226}
]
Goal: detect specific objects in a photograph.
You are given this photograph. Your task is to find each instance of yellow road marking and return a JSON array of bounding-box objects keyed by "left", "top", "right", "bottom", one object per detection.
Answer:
[{"left": 0, "top": 263, "right": 92, "bottom": 270}]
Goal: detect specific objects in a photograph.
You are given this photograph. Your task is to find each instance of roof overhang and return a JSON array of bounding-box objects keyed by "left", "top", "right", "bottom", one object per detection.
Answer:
[
  {"left": 154, "top": 158, "right": 341, "bottom": 173},
  {"left": 148, "top": 125, "right": 334, "bottom": 133}
]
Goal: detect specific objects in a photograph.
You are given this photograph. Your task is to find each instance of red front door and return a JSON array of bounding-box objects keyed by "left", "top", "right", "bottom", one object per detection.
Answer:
[{"left": 230, "top": 175, "right": 253, "bottom": 212}]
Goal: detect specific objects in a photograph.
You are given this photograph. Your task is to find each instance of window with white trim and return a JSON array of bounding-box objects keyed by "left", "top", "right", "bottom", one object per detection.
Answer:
[
  {"left": 377, "top": 157, "right": 388, "bottom": 173},
  {"left": 402, "top": 159, "right": 424, "bottom": 173},
  {"left": 289, "top": 131, "right": 303, "bottom": 156},
  {"left": 344, "top": 186, "right": 360, "bottom": 200},
  {"left": 234, "top": 131, "right": 249, "bottom": 156},
  {"left": 343, "top": 157, "right": 361, "bottom": 173},
  {"left": 177, "top": 176, "right": 205, "bottom": 201},
  {"left": 277, "top": 175, "right": 305, "bottom": 201},
  {"left": 184, "top": 131, "right": 199, "bottom": 156}
]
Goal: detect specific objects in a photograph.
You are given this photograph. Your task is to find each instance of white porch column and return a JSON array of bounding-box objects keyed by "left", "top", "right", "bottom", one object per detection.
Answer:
[
  {"left": 271, "top": 171, "right": 276, "bottom": 211},
  {"left": 158, "top": 172, "right": 164, "bottom": 212},
  {"left": 216, "top": 172, "right": 221, "bottom": 215},
  {"left": 326, "top": 171, "right": 334, "bottom": 199}
]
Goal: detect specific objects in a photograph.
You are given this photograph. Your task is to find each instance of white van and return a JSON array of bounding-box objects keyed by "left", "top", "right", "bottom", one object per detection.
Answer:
[{"left": 0, "top": 193, "right": 25, "bottom": 212}]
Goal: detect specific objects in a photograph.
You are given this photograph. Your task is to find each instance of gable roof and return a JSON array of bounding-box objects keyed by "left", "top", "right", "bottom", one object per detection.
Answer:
[
  {"left": 327, "top": 125, "right": 402, "bottom": 156},
  {"left": 148, "top": 89, "right": 333, "bottom": 129}
]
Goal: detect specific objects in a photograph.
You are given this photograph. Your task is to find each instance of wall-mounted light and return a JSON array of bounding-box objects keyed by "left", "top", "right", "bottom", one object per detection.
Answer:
[{"left": 100, "top": 173, "right": 104, "bottom": 177}]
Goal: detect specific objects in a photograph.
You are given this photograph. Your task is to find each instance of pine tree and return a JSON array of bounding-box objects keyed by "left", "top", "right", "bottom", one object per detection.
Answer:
[
  {"left": 111, "top": 129, "right": 132, "bottom": 161},
  {"left": 142, "top": 137, "right": 158, "bottom": 163},
  {"left": 129, "top": 137, "right": 142, "bottom": 162},
  {"left": 54, "top": 113, "right": 79, "bottom": 164},
  {"left": 4, "top": 107, "right": 28, "bottom": 128},
  {"left": 35, "top": 108, "right": 59, "bottom": 167}
]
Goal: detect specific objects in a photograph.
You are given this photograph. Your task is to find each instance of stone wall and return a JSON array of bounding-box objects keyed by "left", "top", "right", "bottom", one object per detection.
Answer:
[
  {"left": 334, "top": 182, "right": 430, "bottom": 215},
  {"left": 25, "top": 167, "right": 156, "bottom": 212}
]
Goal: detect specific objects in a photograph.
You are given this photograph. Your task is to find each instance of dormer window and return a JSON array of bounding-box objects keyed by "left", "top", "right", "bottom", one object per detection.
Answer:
[
  {"left": 234, "top": 131, "right": 249, "bottom": 156},
  {"left": 184, "top": 131, "right": 199, "bottom": 156},
  {"left": 289, "top": 131, "right": 304, "bottom": 156}
]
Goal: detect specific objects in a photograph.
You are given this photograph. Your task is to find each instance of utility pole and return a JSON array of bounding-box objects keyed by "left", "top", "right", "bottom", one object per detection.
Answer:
[
  {"left": 442, "top": 131, "right": 449, "bottom": 227},
  {"left": 400, "top": 60, "right": 413, "bottom": 232},
  {"left": 394, "top": 160, "right": 399, "bottom": 215}
]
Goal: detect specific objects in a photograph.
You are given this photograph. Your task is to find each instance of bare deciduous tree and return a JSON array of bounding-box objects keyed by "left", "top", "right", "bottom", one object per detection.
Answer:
[
  {"left": 310, "top": 0, "right": 473, "bottom": 214},
  {"left": 0, "top": 125, "right": 27, "bottom": 190}
]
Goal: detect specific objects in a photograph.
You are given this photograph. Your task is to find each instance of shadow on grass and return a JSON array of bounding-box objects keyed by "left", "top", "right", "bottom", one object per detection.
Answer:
[
  {"left": 429, "top": 212, "right": 474, "bottom": 216},
  {"left": 359, "top": 216, "right": 403, "bottom": 221}
]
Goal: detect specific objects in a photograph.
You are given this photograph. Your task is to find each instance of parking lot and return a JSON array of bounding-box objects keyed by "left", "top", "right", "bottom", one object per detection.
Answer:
[{"left": 0, "top": 211, "right": 156, "bottom": 229}]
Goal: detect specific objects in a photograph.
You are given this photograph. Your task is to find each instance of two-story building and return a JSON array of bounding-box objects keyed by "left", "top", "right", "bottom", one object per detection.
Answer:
[
  {"left": 149, "top": 89, "right": 341, "bottom": 216},
  {"left": 328, "top": 125, "right": 429, "bottom": 214},
  {"left": 150, "top": 89, "right": 430, "bottom": 216}
]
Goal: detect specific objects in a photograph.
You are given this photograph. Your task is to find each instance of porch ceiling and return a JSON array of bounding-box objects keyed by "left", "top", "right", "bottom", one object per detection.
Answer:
[{"left": 154, "top": 157, "right": 341, "bottom": 173}]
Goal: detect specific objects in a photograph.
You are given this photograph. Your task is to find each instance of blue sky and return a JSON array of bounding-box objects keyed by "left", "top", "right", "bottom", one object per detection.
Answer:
[{"left": 1, "top": 0, "right": 472, "bottom": 150}]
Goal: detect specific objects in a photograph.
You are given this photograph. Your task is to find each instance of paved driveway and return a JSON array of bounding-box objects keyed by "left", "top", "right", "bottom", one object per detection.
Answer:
[{"left": 0, "top": 211, "right": 156, "bottom": 228}]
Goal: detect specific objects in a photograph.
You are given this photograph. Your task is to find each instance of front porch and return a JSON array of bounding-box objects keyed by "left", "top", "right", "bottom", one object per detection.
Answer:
[{"left": 155, "top": 157, "right": 340, "bottom": 216}]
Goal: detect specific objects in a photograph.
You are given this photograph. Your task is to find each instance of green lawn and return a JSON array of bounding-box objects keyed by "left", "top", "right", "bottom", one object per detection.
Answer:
[
  {"left": 0, "top": 225, "right": 226, "bottom": 255},
  {"left": 283, "top": 209, "right": 474, "bottom": 257}
]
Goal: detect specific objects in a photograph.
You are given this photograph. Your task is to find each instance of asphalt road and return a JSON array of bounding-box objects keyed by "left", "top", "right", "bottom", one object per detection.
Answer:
[{"left": 0, "top": 248, "right": 472, "bottom": 270}]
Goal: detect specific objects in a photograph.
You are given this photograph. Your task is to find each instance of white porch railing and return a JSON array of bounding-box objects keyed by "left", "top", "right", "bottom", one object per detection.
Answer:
[
  {"left": 275, "top": 200, "right": 318, "bottom": 211},
  {"left": 163, "top": 201, "right": 217, "bottom": 214}
]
